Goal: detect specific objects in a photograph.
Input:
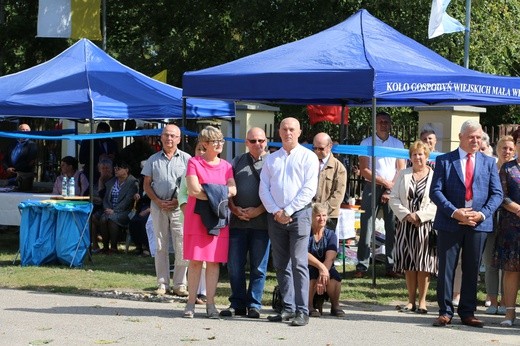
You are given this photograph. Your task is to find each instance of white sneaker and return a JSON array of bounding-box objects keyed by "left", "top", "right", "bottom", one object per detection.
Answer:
[
  {"left": 171, "top": 285, "right": 189, "bottom": 297},
  {"left": 155, "top": 284, "right": 167, "bottom": 295}
]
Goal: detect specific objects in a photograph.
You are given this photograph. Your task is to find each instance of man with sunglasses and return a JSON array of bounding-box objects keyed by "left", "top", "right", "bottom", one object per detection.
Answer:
[
  {"left": 312, "top": 132, "right": 347, "bottom": 232},
  {"left": 355, "top": 112, "right": 405, "bottom": 279},
  {"left": 220, "top": 127, "right": 270, "bottom": 319}
]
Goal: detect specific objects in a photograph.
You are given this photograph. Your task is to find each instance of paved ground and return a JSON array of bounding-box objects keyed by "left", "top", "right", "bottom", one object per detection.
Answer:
[{"left": 1, "top": 288, "right": 518, "bottom": 345}]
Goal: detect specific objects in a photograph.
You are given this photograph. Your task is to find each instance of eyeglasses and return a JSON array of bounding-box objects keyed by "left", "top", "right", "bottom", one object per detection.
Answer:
[
  {"left": 247, "top": 139, "right": 266, "bottom": 144},
  {"left": 162, "top": 133, "right": 180, "bottom": 138},
  {"left": 208, "top": 139, "right": 225, "bottom": 146},
  {"left": 313, "top": 146, "right": 327, "bottom": 151}
]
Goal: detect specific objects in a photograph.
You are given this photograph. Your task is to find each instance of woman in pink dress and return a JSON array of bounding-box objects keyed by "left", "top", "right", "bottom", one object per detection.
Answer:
[{"left": 183, "top": 126, "right": 236, "bottom": 319}]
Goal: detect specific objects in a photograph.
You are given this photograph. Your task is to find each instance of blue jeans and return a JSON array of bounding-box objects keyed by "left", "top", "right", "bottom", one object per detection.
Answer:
[{"left": 227, "top": 227, "right": 271, "bottom": 310}]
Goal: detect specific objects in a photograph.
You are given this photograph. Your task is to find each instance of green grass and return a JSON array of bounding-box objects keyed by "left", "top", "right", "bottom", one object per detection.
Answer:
[{"left": 1, "top": 228, "right": 513, "bottom": 307}]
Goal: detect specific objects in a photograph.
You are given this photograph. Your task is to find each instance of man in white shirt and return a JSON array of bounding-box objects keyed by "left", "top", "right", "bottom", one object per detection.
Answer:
[
  {"left": 259, "top": 117, "right": 319, "bottom": 327},
  {"left": 355, "top": 112, "right": 405, "bottom": 278}
]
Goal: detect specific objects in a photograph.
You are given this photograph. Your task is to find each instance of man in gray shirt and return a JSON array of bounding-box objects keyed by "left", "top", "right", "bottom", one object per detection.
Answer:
[
  {"left": 142, "top": 124, "right": 191, "bottom": 296},
  {"left": 220, "top": 127, "right": 270, "bottom": 319}
]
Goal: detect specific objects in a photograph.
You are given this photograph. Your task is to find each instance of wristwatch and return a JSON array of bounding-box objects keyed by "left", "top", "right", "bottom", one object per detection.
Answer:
[{"left": 283, "top": 209, "right": 290, "bottom": 218}]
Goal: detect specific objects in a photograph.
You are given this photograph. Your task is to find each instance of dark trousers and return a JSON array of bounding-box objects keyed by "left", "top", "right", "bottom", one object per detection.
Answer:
[
  {"left": 356, "top": 183, "right": 396, "bottom": 272},
  {"left": 436, "top": 227, "right": 487, "bottom": 318},
  {"left": 128, "top": 213, "right": 150, "bottom": 251}
]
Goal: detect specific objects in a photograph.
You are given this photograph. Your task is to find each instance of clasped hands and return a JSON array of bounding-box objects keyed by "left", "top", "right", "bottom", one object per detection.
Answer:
[
  {"left": 316, "top": 268, "right": 329, "bottom": 295},
  {"left": 453, "top": 207, "right": 482, "bottom": 227},
  {"left": 159, "top": 198, "right": 178, "bottom": 211},
  {"left": 274, "top": 209, "right": 292, "bottom": 225},
  {"left": 233, "top": 206, "right": 261, "bottom": 221},
  {"left": 405, "top": 212, "right": 421, "bottom": 227}
]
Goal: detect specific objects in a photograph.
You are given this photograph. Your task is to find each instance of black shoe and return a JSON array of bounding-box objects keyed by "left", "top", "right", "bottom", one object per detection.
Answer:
[
  {"left": 290, "top": 311, "right": 309, "bottom": 326},
  {"left": 267, "top": 310, "right": 295, "bottom": 322},
  {"left": 219, "top": 307, "right": 247, "bottom": 317},
  {"left": 397, "top": 304, "right": 416, "bottom": 313},
  {"left": 247, "top": 307, "right": 261, "bottom": 319}
]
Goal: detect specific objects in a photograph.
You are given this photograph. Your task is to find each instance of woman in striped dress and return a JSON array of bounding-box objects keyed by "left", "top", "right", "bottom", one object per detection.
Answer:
[{"left": 389, "top": 141, "right": 438, "bottom": 314}]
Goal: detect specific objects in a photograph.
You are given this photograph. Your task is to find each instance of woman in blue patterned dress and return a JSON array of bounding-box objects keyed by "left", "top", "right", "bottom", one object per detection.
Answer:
[{"left": 494, "top": 129, "right": 520, "bottom": 327}]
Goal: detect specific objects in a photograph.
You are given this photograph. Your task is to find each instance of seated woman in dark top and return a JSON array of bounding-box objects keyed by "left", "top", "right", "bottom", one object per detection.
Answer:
[
  {"left": 128, "top": 175, "right": 151, "bottom": 256},
  {"left": 97, "top": 160, "right": 138, "bottom": 254},
  {"left": 308, "top": 203, "right": 345, "bottom": 318}
]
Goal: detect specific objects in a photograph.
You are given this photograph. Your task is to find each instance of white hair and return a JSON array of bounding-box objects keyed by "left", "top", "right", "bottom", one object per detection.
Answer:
[
  {"left": 460, "top": 120, "right": 482, "bottom": 134},
  {"left": 481, "top": 132, "right": 490, "bottom": 146}
]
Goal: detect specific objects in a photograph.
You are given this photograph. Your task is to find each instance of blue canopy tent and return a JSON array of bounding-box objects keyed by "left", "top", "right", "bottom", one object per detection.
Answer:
[
  {"left": 183, "top": 9, "right": 520, "bottom": 107},
  {"left": 0, "top": 39, "right": 234, "bottom": 120},
  {"left": 0, "top": 39, "right": 234, "bottom": 267},
  {"left": 182, "top": 9, "right": 520, "bottom": 284}
]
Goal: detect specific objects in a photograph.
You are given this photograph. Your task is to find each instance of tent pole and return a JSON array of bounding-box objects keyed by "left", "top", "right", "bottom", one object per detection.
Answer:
[
  {"left": 89, "top": 120, "right": 95, "bottom": 200},
  {"left": 340, "top": 103, "right": 346, "bottom": 144},
  {"left": 232, "top": 102, "right": 237, "bottom": 158},
  {"left": 182, "top": 98, "right": 186, "bottom": 151},
  {"left": 370, "top": 98, "right": 377, "bottom": 287}
]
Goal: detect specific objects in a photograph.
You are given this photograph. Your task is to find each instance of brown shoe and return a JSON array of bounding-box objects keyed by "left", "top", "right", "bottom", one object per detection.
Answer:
[
  {"left": 385, "top": 271, "right": 404, "bottom": 279},
  {"left": 461, "top": 316, "right": 484, "bottom": 328},
  {"left": 432, "top": 315, "right": 452, "bottom": 327},
  {"left": 354, "top": 271, "right": 367, "bottom": 279}
]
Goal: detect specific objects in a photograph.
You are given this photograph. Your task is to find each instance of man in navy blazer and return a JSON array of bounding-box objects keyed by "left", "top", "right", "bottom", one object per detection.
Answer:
[{"left": 430, "top": 120, "right": 503, "bottom": 328}]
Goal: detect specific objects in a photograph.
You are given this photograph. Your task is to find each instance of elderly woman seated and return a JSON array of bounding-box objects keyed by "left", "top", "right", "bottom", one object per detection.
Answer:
[
  {"left": 96, "top": 160, "right": 138, "bottom": 254},
  {"left": 308, "top": 203, "right": 345, "bottom": 317},
  {"left": 52, "top": 156, "right": 89, "bottom": 196}
]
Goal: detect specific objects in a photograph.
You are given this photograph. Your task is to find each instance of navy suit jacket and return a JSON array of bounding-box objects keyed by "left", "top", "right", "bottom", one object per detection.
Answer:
[{"left": 430, "top": 149, "right": 502, "bottom": 232}]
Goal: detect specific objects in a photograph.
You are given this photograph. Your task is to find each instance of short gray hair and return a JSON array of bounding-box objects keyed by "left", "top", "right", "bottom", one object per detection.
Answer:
[
  {"left": 481, "top": 132, "right": 490, "bottom": 147},
  {"left": 460, "top": 119, "right": 482, "bottom": 135}
]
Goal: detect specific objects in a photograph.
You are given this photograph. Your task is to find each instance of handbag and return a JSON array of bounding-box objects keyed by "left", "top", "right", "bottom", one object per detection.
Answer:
[
  {"left": 271, "top": 285, "right": 283, "bottom": 313},
  {"left": 428, "top": 229, "right": 438, "bottom": 249}
]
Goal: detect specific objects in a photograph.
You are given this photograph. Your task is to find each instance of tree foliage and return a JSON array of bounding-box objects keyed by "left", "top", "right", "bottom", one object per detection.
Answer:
[{"left": 2, "top": 0, "right": 520, "bottom": 130}]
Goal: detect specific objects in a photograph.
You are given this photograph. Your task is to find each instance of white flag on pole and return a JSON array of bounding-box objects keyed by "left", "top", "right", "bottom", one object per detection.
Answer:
[
  {"left": 37, "top": 0, "right": 101, "bottom": 40},
  {"left": 428, "top": 0, "right": 465, "bottom": 39}
]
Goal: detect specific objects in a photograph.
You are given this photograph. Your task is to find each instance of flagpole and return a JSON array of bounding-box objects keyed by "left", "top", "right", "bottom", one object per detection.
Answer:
[
  {"left": 463, "top": 0, "right": 471, "bottom": 68},
  {"left": 102, "top": 0, "right": 107, "bottom": 51}
]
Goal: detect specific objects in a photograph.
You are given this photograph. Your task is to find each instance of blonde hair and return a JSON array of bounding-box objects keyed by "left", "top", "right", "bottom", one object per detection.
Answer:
[
  {"left": 409, "top": 140, "right": 430, "bottom": 159},
  {"left": 497, "top": 135, "right": 514, "bottom": 149},
  {"left": 198, "top": 125, "right": 223, "bottom": 143},
  {"left": 312, "top": 202, "right": 328, "bottom": 216}
]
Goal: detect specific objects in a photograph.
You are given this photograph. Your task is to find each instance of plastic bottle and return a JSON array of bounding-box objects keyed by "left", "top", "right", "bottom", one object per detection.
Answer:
[
  {"left": 67, "top": 176, "right": 75, "bottom": 197},
  {"left": 61, "top": 176, "right": 68, "bottom": 196}
]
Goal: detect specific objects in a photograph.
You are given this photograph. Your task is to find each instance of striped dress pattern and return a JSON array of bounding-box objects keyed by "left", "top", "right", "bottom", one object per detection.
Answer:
[{"left": 394, "top": 172, "right": 438, "bottom": 274}]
